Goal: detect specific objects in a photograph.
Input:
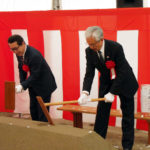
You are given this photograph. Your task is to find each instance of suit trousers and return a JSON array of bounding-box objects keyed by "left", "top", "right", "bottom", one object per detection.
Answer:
[
  {"left": 94, "top": 94, "right": 134, "bottom": 149},
  {"left": 29, "top": 88, "right": 51, "bottom": 122}
]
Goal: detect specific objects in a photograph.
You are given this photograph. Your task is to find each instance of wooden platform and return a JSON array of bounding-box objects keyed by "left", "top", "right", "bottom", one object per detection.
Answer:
[{"left": 57, "top": 105, "right": 150, "bottom": 144}]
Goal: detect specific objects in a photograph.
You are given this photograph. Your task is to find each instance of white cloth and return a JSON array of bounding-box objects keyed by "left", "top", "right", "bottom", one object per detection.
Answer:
[
  {"left": 110, "top": 68, "right": 116, "bottom": 80},
  {"left": 104, "top": 92, "right": 115, "bottom": 103}
]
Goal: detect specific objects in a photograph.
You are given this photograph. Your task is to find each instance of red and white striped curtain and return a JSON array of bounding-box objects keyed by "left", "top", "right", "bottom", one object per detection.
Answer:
[{"left": 0, "top": 8, "right": 150, "bottom": 131}]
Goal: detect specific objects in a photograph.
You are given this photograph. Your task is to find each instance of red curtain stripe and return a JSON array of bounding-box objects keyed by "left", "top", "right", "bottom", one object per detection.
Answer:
[
  {"left": 61, "top": 30, "right": 80, "bottom": 120},
  {"left": 0, "top": 30, "right": 14, "bottom": 112}
]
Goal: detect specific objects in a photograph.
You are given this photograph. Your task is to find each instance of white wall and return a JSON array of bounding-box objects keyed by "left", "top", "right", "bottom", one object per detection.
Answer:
[
  {"left": 62, "top": 0, "right": 150, "bottom": 10},
  {"left": 0, "top": 0, "right": 150, "bottom": 11},
  {"left": 0, "top": 0, "right": 52, "bottom": 11},
  {"left": 62, "top": 0, "right": 116, "bottom": 10},
  {"left": 143, "top": 0, "right": 150, "bottom": 7}
]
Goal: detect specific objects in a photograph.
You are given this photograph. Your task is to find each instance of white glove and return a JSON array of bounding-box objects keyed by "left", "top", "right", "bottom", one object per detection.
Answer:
[
  {"left": 78, "top": 93, "right": 91, "bottom": 105},
  {"left": 15, "top": 84, "right": 23, "bottom": 93},
  {"left": 104, "top": 92, "right": 115, "bottom": 103}
]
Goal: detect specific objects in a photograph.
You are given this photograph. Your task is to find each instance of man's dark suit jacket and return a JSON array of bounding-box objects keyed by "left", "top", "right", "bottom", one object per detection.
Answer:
[
  {"left": 17, "top": 45, "right": 57, "bottom": 98},
  {"left": 83, "top": 39, "right": 138, "bottom": 98}
]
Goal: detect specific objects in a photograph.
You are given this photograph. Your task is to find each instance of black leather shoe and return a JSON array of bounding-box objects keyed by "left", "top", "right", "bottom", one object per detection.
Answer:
[{"left": 123, "top": 148, "right": 131, "bottom": 150}]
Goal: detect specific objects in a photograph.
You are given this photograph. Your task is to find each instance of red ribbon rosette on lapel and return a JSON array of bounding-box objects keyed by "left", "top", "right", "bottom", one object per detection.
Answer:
[
  {"left": 105, "top": 60, "right": 116, "bottom": 80},
  {"left": 22, "top": 64, "right": 30, "bottom": 72},
  {"left": 105, "top": 60, "right": 115, "bottom": 69}
]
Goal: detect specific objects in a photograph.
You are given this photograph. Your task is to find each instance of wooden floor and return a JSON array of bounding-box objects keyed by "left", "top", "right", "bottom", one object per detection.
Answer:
[{"left": 0, "top": 112, "right": 150, "bottom": 150}]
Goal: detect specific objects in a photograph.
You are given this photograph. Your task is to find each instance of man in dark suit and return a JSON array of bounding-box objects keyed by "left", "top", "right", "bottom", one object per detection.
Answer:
[
  {"left": 78, "top": 26, "right": 138, "bottom": 150},
  {"left": 8, "top": 34, "right": 57, "bottom": 122}
]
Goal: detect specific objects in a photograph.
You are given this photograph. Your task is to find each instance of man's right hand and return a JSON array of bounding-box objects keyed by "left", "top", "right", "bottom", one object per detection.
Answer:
[
  {"left": 78, "top": 93, "right": 90, "bottom": 105},
  {"left": 104, "top": 92, "right": 114, "bottom": 103},
  {"left": 15, "top": 84, "right": 23, "bottom": 93}
]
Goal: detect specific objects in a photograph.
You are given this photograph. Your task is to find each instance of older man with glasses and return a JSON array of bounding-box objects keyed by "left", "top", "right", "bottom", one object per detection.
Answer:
[{"left": 78, "top": 26, "right": 138, "bottom": 150}]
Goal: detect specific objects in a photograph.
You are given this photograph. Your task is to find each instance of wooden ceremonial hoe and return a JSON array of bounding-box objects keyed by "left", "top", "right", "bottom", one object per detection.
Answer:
[{"left": 36, "top": 96, "right": 105, "bottom": 126}]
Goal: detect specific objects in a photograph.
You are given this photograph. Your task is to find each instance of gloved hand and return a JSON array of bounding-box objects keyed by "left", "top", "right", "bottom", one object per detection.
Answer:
[
  {"left": 15, "top": 84, "right": 23, "bottom": 93},
  {"left": 104, "top": 92, "right": 115, "bottom": 103},
  {"left": 78, "top": 93, "right": 90, "bottom": 105}
]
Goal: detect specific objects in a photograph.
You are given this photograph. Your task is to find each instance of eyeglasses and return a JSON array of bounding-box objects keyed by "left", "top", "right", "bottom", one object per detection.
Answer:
[
  {"left": 88, "top": 40, "right": 100, "bottom": 48},
  {"left": 10, "top": 45, "right": 20, "bottom": 51}
]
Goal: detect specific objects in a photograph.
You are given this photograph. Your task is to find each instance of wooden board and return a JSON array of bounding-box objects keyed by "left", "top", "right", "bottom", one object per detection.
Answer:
[{"left": 5, "top": 81, "right": 15, "bottom": 110}]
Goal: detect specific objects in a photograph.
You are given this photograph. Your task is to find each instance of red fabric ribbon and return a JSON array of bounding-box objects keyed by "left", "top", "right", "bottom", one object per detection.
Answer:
[
  {"left": 105, "top": 60, "right": 116, "bottom": 69},
  {"left": 105, "top": 60, "right": 116, "bottom": 80},
  {"left": 22, "top": 64, "right": 30, "bottom": 72}
]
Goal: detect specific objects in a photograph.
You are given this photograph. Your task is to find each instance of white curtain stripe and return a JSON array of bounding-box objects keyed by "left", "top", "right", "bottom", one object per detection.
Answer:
[
  {"left": 79, "top": 31, "right": 98, "bottom": 123},
  {"left": 117, "top": 30, "right": 139, "bottom": 127},
  {"left": 11, "top": 29, "right": 30, "bottom": 114},
  {"left": 43, "top": 30, "right": 63, "bottom": 119}
]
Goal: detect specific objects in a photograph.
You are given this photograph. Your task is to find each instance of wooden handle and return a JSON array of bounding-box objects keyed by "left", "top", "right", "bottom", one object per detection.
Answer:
[
  {"left": 45, "top": 100, "right": 78, "bottom": 106},
  {"left": 91, "top": 98, "right": 105, "bottom": 102},
  {"left": 36, "top": 96, "right": 54, "bottom": 125},
  {"left": 44, "top": 98, "right": 105, "bottom": 106}
]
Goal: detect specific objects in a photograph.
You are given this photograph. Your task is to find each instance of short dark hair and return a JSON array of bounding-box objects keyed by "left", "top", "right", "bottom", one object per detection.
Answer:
[{"left": 8, "top": 34, "right": 24, "bottom": 45}]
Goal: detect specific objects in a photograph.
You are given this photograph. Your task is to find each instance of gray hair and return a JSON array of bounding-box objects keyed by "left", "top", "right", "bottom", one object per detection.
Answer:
[{"left": 85, "top": 26, "right": 103, "bottom": 41}]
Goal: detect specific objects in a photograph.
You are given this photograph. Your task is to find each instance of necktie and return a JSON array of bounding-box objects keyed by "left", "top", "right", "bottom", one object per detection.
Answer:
[
  {"left": 97, "top": 51, "right": 105, "bottom": 64},
  {"left": 18, "top": 56, "right": 24, "bottom": 65}
]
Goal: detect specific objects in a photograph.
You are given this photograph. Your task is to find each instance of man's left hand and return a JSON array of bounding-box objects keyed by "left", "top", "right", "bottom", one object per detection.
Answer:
[
  {"left": 15, "top": 84, "right": 23, "bottom": 93},
  {"left": 104, "top": 92, "right": 115, "bottom": 103}
]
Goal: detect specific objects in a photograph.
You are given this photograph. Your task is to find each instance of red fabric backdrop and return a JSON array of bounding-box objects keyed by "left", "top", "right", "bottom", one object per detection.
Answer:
[{"left": 1, "top": 8, "right": 150, "bottom": 130}]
